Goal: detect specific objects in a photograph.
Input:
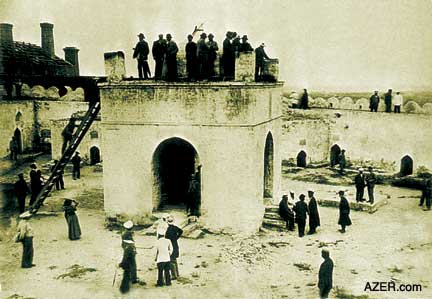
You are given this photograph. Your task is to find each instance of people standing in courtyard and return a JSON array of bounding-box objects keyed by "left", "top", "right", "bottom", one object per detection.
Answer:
[
  {"left": 279, "top": 194, "right": 295, "bottom": 231},
  {"left": 393, "top": 91, "right": 403, "bottom": 113},
  {"left": 71, "top": 152, "right": 81, "bottom": 180},
  {"left": 62, "top": 199, "right": 81, "bottom": 240},
  {"left": 9, "top": 136, "right": 18, "bottom": 161},
  {"left": 338, "top": 190, "right": 351, "bottom": 233},
  {"left": 299, "top": 88, "right": 309, "bottom": 109},
  {"left": 338, "top": 150, "right": 346, "bottom": 174},
  {"left": 165, "top": 215, "right": 183, "bottom": 280},
  {"left": 16, "top": 211, "right": 35, "bottom": 268},
  {"left": 29, "top": 163, "right": 41, "bottom": 206},
  {"left": 419, "top": 178, "right": 432, "bottom": 211},
  {"left": 384, "top": 89, "right": 392, "bottom": 113},
  {"left": 307, "top": 189, "right": 320, "bottom": 235},
  {"left": 14, "top": 173, "right": 30, "bottom": 213},
  {"left": 369, "top": 91, "right": 380, "bottom": 112},
  {"left": 185, "top": 34, "right": 197, "bottom": 81},
  {"left": 51, "top": 160, "right": 64, "bottom": 190},
  {"left": 119, "top": 239, "right": 137, "bottom": 293},
  {"left": 354, "top": 168, "right": 366, "bottom": 202},
  {"left": 155, "top": 228, "right": 172, "bottom": 287},
  {"left": 255, "top": 43, "right": 270, "bottom": 81},
  {"left": 207, "top": 33, "right": 219, "bottom": 80},
  {"left": 365, "top": 166, "right": 377, "bottom": 204},
  {"left": 165, "top": 34, "right": 178, "bottom": 82},
  {"left": 61, "top": 117, "right": 77, "bottom": 154},
  {"left": 318, "top": 249, "right": 334, "bottom": 299},
  {"left": 293, "top": 194, "right": 309, "bottom": 237},
  {"left": 152, "top": 34, "right": 167, "bottom": 80},
  {"left": 222, "top": 31, "right": 234, "bottom": 80},
  {"left": 133, "top": 33, "right": 151, "bottom": 79}
]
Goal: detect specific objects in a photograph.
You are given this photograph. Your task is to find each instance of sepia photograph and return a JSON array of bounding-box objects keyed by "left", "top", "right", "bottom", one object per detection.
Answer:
[{"left": 0, "top": 1, "right": 431, "bottom": 298}]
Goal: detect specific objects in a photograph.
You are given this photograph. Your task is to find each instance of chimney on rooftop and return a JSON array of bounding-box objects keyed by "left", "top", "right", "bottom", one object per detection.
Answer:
[
  {"left": 0, "top": 23, "right": 14, "bottom": 48},
  {"left": 63, "top": 47, "right": 80, "bottom": 76},
  {"left": 40, "top": 22, "right": 55, "bottom": 57}
]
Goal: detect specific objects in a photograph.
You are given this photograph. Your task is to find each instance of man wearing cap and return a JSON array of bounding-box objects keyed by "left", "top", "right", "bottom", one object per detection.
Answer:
[
  {"left": 254, "top": 43, "right": 270, "bottom": 81},
  {"left": 318, "top": 249, "right": 334, "bottom": 298},
  {"left": 222, "top": 31, "right": 235, "bottom": 80},
  {"left": 239, "top": 35, "right": 253, "bottom": 53},
  {"left": 165, "top": 215, "right": 183, "bottom": 279},
  {"left": 71, "top": 151, "right": 81, "bottom": 180},
  {"left": 279, "top": 194, "right": 295, "bottom": 231},
  {"left": 133, "top": 33, "right": 151, "bottom": 79},
  {"left": 16, "top": 211, "right": 35, "bottom": 268},
  {"left": 197, "top": 33, "right": 209, "bottom": 81},
  {"left": 185, "top": 34, "right": 197, "bottom": 81},
  {"left": 165, "top": 34, "right": 178, "bottom": 82},
  {"left": 119, "top": 239, "right": 137, "bottom": 293},
  {"left": 14, "top": 173, "right": 30, "bottom": 213},
  {"left": 206, "top": 33, "right": 219, "bottom": 80},
  {"left": 122, "top": 221, "right": 135, "bottom": 248},
  {"left": 338, "top": 190, "right": 351, "bottom": 233},
  {"left": 307, "top": 189, "right": 320, "bottom": 235},
  {"left": 354, "top": 168, "right": 366, "bottom": 202},
  {"left": 369, "top": 90, "right": 380, "bottom": 112},
  {"left": 155, "top": 226, "right": 172, "bottom": 286},
  {"left": 293, "top": 194, "right": 309, "bottom": 237},
  {"left": 365, "top": 167, "right": 377, "bottom": 204},
  {"left": 152, "top": 34, "right": 167, "bottom": 80}
]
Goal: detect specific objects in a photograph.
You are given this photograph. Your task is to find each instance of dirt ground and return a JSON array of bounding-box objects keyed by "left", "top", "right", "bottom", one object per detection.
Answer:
[{"left": 1, "top": 159, "right": 431, "bottom": 299}]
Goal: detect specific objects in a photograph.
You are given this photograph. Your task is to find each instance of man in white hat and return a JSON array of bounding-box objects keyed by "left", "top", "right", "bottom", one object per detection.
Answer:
[
  {"left": 71, "top": 151, "right": 81, "bottom": 180},
  {"left": 119, "top": 239, "right": 137, "bottom": 293},
  {"left": 354, "top": 168, "right": 366, "bottom": 202},
  {"left": 122, "top": 221, "right": 134, "bottom": 248},
  {"left": 16, "top": 211, "right": 35, "bottom": 268},
  {"left": 254, "top": 42, "right": 270, "bottom": 81},
  {"left": 121, "top": 220, "right": 137, "bottom": 285},
  {"left": 155, "top": 226, "right": 172, "bottom": 286}
]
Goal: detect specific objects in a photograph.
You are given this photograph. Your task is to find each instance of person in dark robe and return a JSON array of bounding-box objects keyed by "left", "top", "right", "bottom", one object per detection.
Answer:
[
  {"left": 307, "top": 190, "right": 320, "bottom": 235},
  {"left": 71, "top": 152, "right": 81, "bottom": 180},
  {"left": 165, "top": 34, "right": 178, "bottom": 82},
  {"left": 61, "top": 118, "right": 77, "bottom": 154},
  {"left": 318, "top": 249, "right": 334, "bottom": 299},
  {"left": 239, "top": 35, "right": 253, "bottom": 52},
  {"left": 9, "top": 136, "right": 18, "bottom": 161},
  {"left": 29, "top": 163, "right": 41, "bottom": 206},
  {"left": 354, "top": 168, "right": 366, "bottom": 202},
  {"left": 299, "top": 88, "right": 309, "bottom": 109},
  {"left": 206, "top": 33, "right": 219, "bottom": 80},
  {"left": 119, "top": 239, "right": 137, "bottom": 293},
  {"left": 365, "top": 166, "right": 377, "bottom": 204},
  {"left": 255, "top": 43, "right": 270, "bottom": 81},
  {"left": 338, "top": 150, "right": 346, "bottom": 175},
  {"left": 293, "top": 194, "right": 309, "bottom": 237},
  {"left": 185, "top": 34, "right": 197, "bottom": 81},
  {"left": 16, "top": 211, "right": 35, "bottom": 268},
  {"left": 14, "top": 173, "right": 30, "bottom": 213},
  {"left": 152, "top": 34, "right": 167, "bottom": 80},
  {"left": 188, "top": 174, "right": 201, "bottom": 216},
  {"left": 338, "top": 190, "right": 352, "bottom": 233},
  {"left": 369, "top": 91, "right": 380, "bottom": 112},
  {"left": 232, "top": 33, "right": 241, "bottom": 56},
  {"left": 384, "top": 89, "right": 392, "bottom": 113},
  {"left": 197, "top": 33, "right": 209, "bottom": 81},
  {"left": 279, "top": 195, "right": 295, "bottom": 231},
  {"left": 419, "top": 178, "right": 432, "bottom": 210},
  {"left": 133, "top": 33, "right": 151, "bottom": 79},
  {"left": 165, "top": 215, "right": 183, "bottom": 280},
  {"left": 62, "top": 199, "right": 81, "bottom": 240},
  {"left": 51, "top": 160, "right": 64, "bottom": 190},
  {"left": 222, "top": 31, "right": 234, "bottom": 80}
]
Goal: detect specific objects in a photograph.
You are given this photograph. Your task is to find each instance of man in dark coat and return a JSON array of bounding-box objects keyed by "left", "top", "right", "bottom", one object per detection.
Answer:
[
  {"left": 369, "top": 91, "right": 380, "bottom": 112},
  {"left": 419, "top": 178, "right": 432, "bottom": 210},
  {"left": 14, "top": 173, "right": 30, "bottom": 213},
  {"left": 232, "top": 33, "right": 241, "bottom": 55},
  {"left": 121, "top": 221, "right": 137, "bottom": 283},
  {"left": 279, "top": 195, "right": 295, "bottom": 231},
  {"left": 133, "top": 33, "right": 151, "bottom": 79},
  {"left": 239, "top": 35, "right": 253, "bottom": 52},
  {"left": 338, "top": 190, "right": 351, "bottom": 233},
  {"left": 222, "top": 31, "right": 234, "bottom": 80},
  {"left": 299, "top": 88, "right": 309, "bottom": 109},
  {"left": 318, "top": 249, "right": 334, "bottom": 299},
  {"left": 165, "top": 215, "right": 183, "bottom": 280},
  {"left": 9, "top": 136, "right": 18, "bottom": 161},
  {"left": 187, "top": 174, "right": 200, "bottom": 216},
  {"left": 307, "top": 190, "right": 320, "bottom": 235},
  {"left": 185, "top": 34, "right": 197, "bottom": 81},
  {"left": 338, "top": 150, "right": 346, "bottom": 174},
  {"left": 365, "top": 166, "right": 377, "bottom": 204},
  {"left": 293, "top": 194, "right": 309, "bottom": 237},
  {"left": 165, "top": 34, "right": 178, "bottom": 82},
  {"left": 384, "top": 89, "right": 392, "bottom": 113},
  {"left": 61, "top": 118, "right": 77, "bottom": 154},
  {"left": 354, "top": 168, "right": 366, "bottom": 202},
  {"left": 255, "top": 43, "right": 270, "bottom": 81},
  {"left": 29, "top": 163, "right": 41, "bottom": 206},
  {"left": 119, "top": 239, "right": 137, "bottom": 293},
  {"left": 197, "top": 33, "right": 209, "bottom": 81},
  {"left": 51, "top": 160, "right": 64, "bottom": 190},
  {"left": 71, "top": 152, "right": 81, "bottom": 180},
  {"left": 206, "top": 33, "right": 218, "bottom": 80},
  {"left": 152, "top": 34, "right": 167, "bottom": 80}
]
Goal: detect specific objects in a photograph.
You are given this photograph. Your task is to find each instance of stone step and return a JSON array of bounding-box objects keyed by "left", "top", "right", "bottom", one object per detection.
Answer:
[
  {"left": 262, "top": 218, "right": 286, "bottom": 228},
  {"left": 265, "top": 206, "right": 279, "bottom": 213},
  {"left": 263, "top": 212, "right": 283, "bottom": 220}
]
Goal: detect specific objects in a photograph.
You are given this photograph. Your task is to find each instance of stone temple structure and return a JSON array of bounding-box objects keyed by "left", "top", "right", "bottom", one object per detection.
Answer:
[{"left": 100, "top": 52, "right": 282, "bottom": 234}]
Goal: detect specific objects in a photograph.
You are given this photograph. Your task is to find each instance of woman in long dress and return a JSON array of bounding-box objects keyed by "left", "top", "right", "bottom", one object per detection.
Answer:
[
  {"left": 63, "top": 199, "right": 81, "bottom": 240},
  {"left": 16, "top": 211, "right": 35, "bottom": 268}
]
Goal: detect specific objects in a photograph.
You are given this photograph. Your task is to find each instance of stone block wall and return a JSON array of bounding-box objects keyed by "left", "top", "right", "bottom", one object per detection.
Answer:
[{"left": 235, "top": 52, "right": 255, "bottom": 82}]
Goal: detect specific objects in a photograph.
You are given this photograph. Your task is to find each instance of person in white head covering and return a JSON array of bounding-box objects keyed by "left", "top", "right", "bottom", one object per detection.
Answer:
[
  {"left": 16, "top": 211, "right": 35, "bottom": 268},
  {"left": 122, "top": 220, "right": 134, "bottom": 247},
  {"left": 156, "top": 214, "right": 169, "bottom": 238},
  {"left": 120, "top": 220, "right": 137, "bottom": 284},
  {"left": 155, "top": 227, "right": 173, "bottom": 286},
  {"left": 119, "top": 239, "right": 137, "bottom": 293},
  {"left": 165, "top": 215, "right": 183, "bottom": 279}
]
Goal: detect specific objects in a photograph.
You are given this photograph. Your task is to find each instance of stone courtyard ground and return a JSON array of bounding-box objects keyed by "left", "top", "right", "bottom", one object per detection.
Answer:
[{"left": 0, "top": 158, "right": 431, "bottom": 299}]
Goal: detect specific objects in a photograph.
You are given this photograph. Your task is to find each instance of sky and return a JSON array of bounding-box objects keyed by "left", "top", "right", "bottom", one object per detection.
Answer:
[{"left": 1, "top": 0, "right": 432, "bottom": 91}]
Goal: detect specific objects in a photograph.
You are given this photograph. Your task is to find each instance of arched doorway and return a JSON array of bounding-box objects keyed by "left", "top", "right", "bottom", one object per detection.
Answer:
[
  {"left": 14, "top": 128, "right": 22, "bottom": 153},
  {"left": 152, "top": 137, "right": 200, "bottom": 210},
  {"left": 330, "top": 144, "right": 341, "bottom": 167},
  {"left": 297, "top": 150, "right": 307, "bottom": 167},
  {"left": 90, "top": 146, "right": 101, "bottom": 165},
  {"left": 263, "top": 132, "right": 274, "bottom": 199},
  {"left": 400, "top": 155, "right": 413, "bottom": 176}
]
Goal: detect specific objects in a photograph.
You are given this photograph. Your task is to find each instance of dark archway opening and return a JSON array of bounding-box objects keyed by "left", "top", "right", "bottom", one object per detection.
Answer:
[
  {"left": 297, "top": 150, "right": 307, "bottom": 167},
  {"left": 330, "top": 144, "right": 341, "bottom": 167},
  {"left": 400, "top": 155, "right": 413, "bottom": 176},
  {"left": 263, "top": 132, "right": 274, "bottom": 199},
  {"left": 90, "top": 146, "right": 101, "bottom": 165},
  {"left": 152, "top": 137, "right": 200, "bottom": 210},
  {"left": 14, "top": 128, "right": 22, "bottom": 153}
]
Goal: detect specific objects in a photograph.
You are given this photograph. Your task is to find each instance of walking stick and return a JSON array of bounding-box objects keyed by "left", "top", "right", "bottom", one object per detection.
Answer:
[{"left": 112, "top": 265, "right": 118, "bottom": 287}]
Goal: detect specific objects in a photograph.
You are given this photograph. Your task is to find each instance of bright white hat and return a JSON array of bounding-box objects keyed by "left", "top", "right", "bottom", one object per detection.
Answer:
[
  {"left": 19, "top": 211, "right": 32, "bottom": 219},
  {"left": 308, "top": 189, "right": 314, "bottom": 193},
  {"left": 122, "top": 239, "right": 134, "bottom": 244},
  {"left": 123, "top": 220, "right": 133, "bottom": 229}
]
